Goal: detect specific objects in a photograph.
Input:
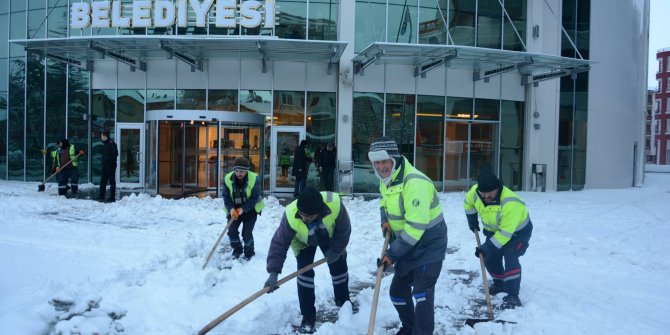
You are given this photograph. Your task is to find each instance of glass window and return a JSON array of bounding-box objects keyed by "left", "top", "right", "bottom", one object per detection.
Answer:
[
  {"left": 449, "top": 0, "right": 476, "bottom": 46},
  {"left": 117, "top": 89, "right": 145, "bottom": 122},
  {"left": 26, "top": 57, "right": 44, "bottom": 181},
  {"left": 1, "top": 14, "right": 9, "bottom": 57},
  {"left": 91, "top": 90, "right": 115, "bottom": 185},
  {"left": 11, "top": 0, "right": 25, "bottom": 10},
  {"left": 444, "top": 121, "right": 469, "bottom": 191},
  {"left": 477, "top": 0, "right": 502, "bottom": 49},
  {"left": 28, "top": 8, "right": 45, "bottom": 39},
  {"left": 176, "top": 89, "right": 206, "bottom": 110},
  {"left": 474, "top": 98, "right": 499, "bottom": 121},
  {"left": 308, "top": 0, "right": 338, "bottom": 41},
  {"left": 46, "top": 60, "right": 66, "bottom": 162},
  {"left": 28, "top": 0, "right": 44, "bottom": 10},
  {"left": 469, "top": 122, "right": 499, "bottom": 186},
  {"left": 418, "top": 0, "right": 447, "bottom": 45},
  {"left": 275, "top": 0, "right": 307, "bottom": 39},
  {"left": 273, "top": 91, "right": 304, "bottom": 126},
  {"left": 208, "top": 89, "right": 238, "bottom": 111},
  {"left": 666, "top": 78, "right": 670, "bottom": 92},
  {"left": 385, "top": 93, "right": 415, "bottom": 164},
  {"left": 500, "top": 100, "right": 524, "bottom": 191},
  {"left": 355, "top": 0, "right": 386, "bottom": 52},
  {"left": 666, "top": 120, "right": 670, "bottom": 134},
  {"left": 388, "top": 0, "right": 417, "bottom": 44},
  {"left": 0, "top": 1, "right": 7, "bottom": 14},
  {"left": 68, "top": 67, "right": 89, "bottom": 183},
  {"left": 0, "top": 91, "right": 6, "bottom": 179},
  {"left": 0, "top": 58, "right": 7, "bottom": 91},
  {"left": 503, "top": 0, "right": 526, "bottom": 51},
  {"left": 666, "top": 98, "right": 670, "bottom": 114},
  {"left": 147, "top": 89, "right": 175, "bottom": 111},
  {"left": 306, "top": 92, "right": 336, "bottom": 190},
  {"left": 240, "top": 90, "right": 272, "bottom": 116},
  {"left": 352, "top": 92, "right": 384, "bottom": 193},
  {"left": 10, "top": 10, "right": 26, "bottom": 39},
  {"left": 47, "top": 2, "right": 67, "bottom": 38},
  {"left": 446, "top": 96, "right": 472, "bottom": 119},
  {"left": 416, "top": 95, "right": 444, "bottom": 190},
  {"left": 8, "top": 57, "right": 25, "bottom": 180}
]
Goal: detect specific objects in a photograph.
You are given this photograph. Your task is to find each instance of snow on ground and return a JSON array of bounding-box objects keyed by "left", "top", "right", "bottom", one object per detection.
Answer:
[{"left": 1, "top": 173, "right": 669, "bottom": 335}]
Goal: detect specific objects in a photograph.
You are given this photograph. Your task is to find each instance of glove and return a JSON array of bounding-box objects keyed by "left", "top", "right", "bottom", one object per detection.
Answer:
[
  {"left": 381, "top": 221, "right": 391, "bottom": 238},
  {"left": 51, "top": 167, "right": 56, "bottom": 173},
  {"left": 78, "top": 149, "right": 85, "bottom": 156},
  {"left": 56, "top": 167, "right": 61, "bottom": 173},
  {"left": 231, "top": 208, "right": 241, "bottom": 220},
  {"left": 325, "top": 249, "right": 342, "bottom": 264},
  {"left": 475, "top": 247, "right": 485, "bottom": 259},
  {"left": 468, "top": 221, "right": 480, "bottom": 232},
  {"left": 264, "top": 272, "right": 279, "bottom": 293},
  {"left": 376, "top": 255, "right": 393, "bottom": 271}
]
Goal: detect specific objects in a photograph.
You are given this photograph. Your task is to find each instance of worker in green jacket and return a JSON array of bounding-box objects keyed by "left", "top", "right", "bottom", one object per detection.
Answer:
[
  {"left": 464, "top": 166, "right": 533, "bottom": 309},
  {"left": 51, "top": 138, "right": 84, "bottom": 197},
  {"left": 369, "top": 137, "right": 448, "bottom": 335}
]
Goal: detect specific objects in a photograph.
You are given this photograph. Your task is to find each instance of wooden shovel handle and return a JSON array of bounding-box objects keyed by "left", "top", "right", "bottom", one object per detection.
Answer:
[
  {"left": 474, "top": 231, "right": 494, "bottom": 319},
  {"left": 367, "top": 231, "right": 392, "bottom": 335},
  {"left": 202, "top": 217, "right": 236, "bottom": 270},
  {"left": 198, "top": 258, "right": 328, "bottom": 335}
]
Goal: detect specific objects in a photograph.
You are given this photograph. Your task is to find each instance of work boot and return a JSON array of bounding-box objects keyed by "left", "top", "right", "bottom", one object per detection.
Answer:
[
  {"left": 243, "top": 246, "right": 255, "bottom": 259},
  {"left": 232, "top": 246, "right": 243, "bottom": 259},
  {"left": 396, "top": 326, "right": 412, "bottom": 335},
  {"left": 299, "top": 315, "right": 316, "bottom": 334},
  {"left": 501, "top": 295, "right": 522, "bottom": 309},
  {"left": 489, "top": 281, "right": 504, "bottom": 295},
  {"left": 105, "top": 197, "right": 116, "bottom": 203}
]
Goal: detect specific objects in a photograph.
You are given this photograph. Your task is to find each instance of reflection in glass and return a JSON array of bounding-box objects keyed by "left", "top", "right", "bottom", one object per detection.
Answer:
[
  {"left": 355, "top": 0, "right": 386, "bottom": 52},
  {"left": 176, "top": 89, "right": 206, "bottom": 110},
  {"left": 274, "top": 131, "right": 300, "bottom": 190},
  {"left": 444, "top": 122, "right": 468, "bottom": 191},
  {"left": 308, "top": 0, "right": 338, "bottom": 41},
  {"left": 26, "top": 56, "right": 44, "bottom": 181},
  {"left": 1, "top": 14, "right": 8, "bottom": 58},
  {"left": 147, "top": 89, "right": 175, "bottom": 111},
  {"left": 307, "top": 92, "right": 336, "bottom": 189},
  {"left": 275, "top": 0, "right": 307, "bottom": 39},
  {"left": 47, "top": 4, "right": 68, "bottom": 38},
  {"left": 475, "top": 98, "right": 499, "bottom": 121},
  {"left": 385, "top": 93, "right": 415, "bottom": 164},
  {"left": 447, "top": 96, "right": 472, "bottom": 119},
  {"left": 119, "top": 128, "right": 141, "bottom": 183},
  {"left": 416, "top": 95, "right": 444, "bottom": 191},
  {"left": 273, "top": 91, "right": 304, "bottom": 126},
  {"left": 449, "top": 0, "right": 475, "bottom": 46},
  {"left": 28, "top": 8, "right": 45, "bottom": 39},
  {"left": 388, "top": 0, "right": 417, "bottom": 44},
  {"left": 68, "top": 67, "right": 89, "bottom": 183},
  {"left": 145, "top": 121, "right": 158, "bottom": 194},
  {"left": 352, "top": 92, "right": 384, "bottom": 193},
  {"left": 477, "top": 0, "right": 502, "bottom": 49},
  {"left": 46, "top": 60, "right": 66, "bottom": 168},
  {"left": 469, "top": 123, "right": 498, "bottom": 186},
  {"left": 419, "top": 0, "right": 448, "bottom": 45},
  {"left": 500, "top": 101, "right": 524, "bottom": 190},
  {"left": 240, "top": 90, "right": 272, "bottom": 116},
  {"left": 503, "top": 0, "right": 526, "bottom": 51},
  {"left": 0, "top": 92, "right": 7, "bottom": 178},
  {"left": 209, "top": 89, "right": 238, "bottom": 111},
  {"left": 117, "top": 89, "right": 145, "bottom": 122},
  {"left": 8, "top": 57, "right": 25, "bottom": 180},
  {"left": 10, "top": 10, "right": 26, "bottom": 39},
  {"left": 91, "top": 90, "right": 115, "bottom": 186}
]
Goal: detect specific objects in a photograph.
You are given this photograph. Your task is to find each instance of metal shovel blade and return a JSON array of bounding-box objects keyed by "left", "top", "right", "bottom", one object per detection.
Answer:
[
  {"left": 38, "top": 183, "right": 45, "bottom": 192},
  {"left": 465, "top": 318, "right": 516, "bottom": 327}
]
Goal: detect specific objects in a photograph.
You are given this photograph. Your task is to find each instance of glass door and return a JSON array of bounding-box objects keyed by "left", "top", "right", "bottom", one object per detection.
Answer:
[
  {"left": 271, "top": 126, "right": 305, "bottom": 193},
  {"left": 144, "top": 120, "right": 158, "bottom": 196},
  {"left": 117, "top": 124, "right": 144, "bottom": 188}
]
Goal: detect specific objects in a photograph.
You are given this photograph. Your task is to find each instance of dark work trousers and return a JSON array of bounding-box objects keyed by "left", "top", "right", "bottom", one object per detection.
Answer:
[
  {"left": 389, "top": 261, "right": 443, "bottom": 335},
  {"left": 227, "top": 210, "right": 258, "bottom": 252},
  {"left": 293, "top": 175, "right": 307, "bottom": 197},
  {"left": 57, "top": 168, "right": 79, "bottom": 196},
  {"left": 321, "top": 169, "right": 335, "bottom": 192},
  {"left": 99, "top": 164, "right": 117, "bottom": 200},
  {"left": 482, "top": 223, "right": 533, "bottom": 296},
  {"left": 296, "top": 245, "right": 350, "bottom": 317}
]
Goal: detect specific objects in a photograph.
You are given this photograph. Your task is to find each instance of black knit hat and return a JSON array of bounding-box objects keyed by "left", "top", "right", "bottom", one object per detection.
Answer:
[
  {"left": 102, "top": 129, "right": 110, "bottom": 138},
  {"left": 297, "top": 186, "right": 325, "bottom": 215},
  {"left": 368, "top": 137, "right": 402, "bottom": 163},
  {"left": 477, "top": 168, "right": 500, "bottom": 192},
  {"left": 233, "top": 156, "right": 250, "bottom": 171}
]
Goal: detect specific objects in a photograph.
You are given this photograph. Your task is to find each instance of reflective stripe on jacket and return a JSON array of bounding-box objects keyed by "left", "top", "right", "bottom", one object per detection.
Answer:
[
  {"left": 286, "top": 191, "right": 340, "bottom": 255},
  {"left": 223, "top": 171, "right": 265, "bottom": 215},
  {"left": 464, "top": 184, "right": 530, "bottom": 249}
]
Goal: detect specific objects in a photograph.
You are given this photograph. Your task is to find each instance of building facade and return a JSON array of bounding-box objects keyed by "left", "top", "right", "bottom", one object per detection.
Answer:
[
  {"left": 654, "top": 48, "right": 670, "bottom": 164},
  {"left": 646, "top": 89, "right": 657, "bottom": 163},
  {"left": 0, "top": 0, "right": 649, "bottom": 198}
]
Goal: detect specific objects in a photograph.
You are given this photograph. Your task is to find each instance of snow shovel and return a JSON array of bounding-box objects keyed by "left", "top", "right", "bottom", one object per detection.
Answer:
[
  {"left": 367, "top": 231, "right": 391, "bottom": 335},
  {"left": 465, "top": 231, "right": 516, "bottom": 326},
  {"left": 38, "top": 152, "right": 84, "bottom": 192},
  {"left": 198, "top": 258, "right": 328, "bottom": 335},
  {"left": 202, "top": 217, "right": 236, "bottom": 270}
]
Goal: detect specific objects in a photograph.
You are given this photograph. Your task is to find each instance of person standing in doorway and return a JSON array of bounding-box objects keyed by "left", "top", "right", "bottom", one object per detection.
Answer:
[
  {"left": 292, "top": 140, "right": 309, "bottom": 198},
  {"left": 222, "top": 156, "right": 265, "bottom": 259},
  {"left": 318, "top": 143, "right": 337, "bottom": 191},
  {"left": 280, "top": 148, "right": 291, "bottom": 179},
  {"left": 51, "top": 138, "right": 84, "bottom": 197},
  {"left": 368, "top": 137, "right": 448, "bottom": 335},
  {"left": 99, "top": 130, "right": 118, "bottom": 203}
]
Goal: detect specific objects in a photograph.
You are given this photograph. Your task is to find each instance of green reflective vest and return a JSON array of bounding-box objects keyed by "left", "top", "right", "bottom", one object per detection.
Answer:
[
  {"left": 51, "top": 145, "right": 78, "bottom": 168},
  {"left": 280, "top": 153, "right": 291, "bottom": 166},
  {"left": 379, "top": 157, "right": 444, "bottom": 247},
  {"left": 223, "top": 171, "right": 265, "bottom": 215},
  {"left": 463, "top": 184, "right": 530, "bottom": 248},
  {"left": 286, "top": 191, "right": 341, "bottom": 255}
]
